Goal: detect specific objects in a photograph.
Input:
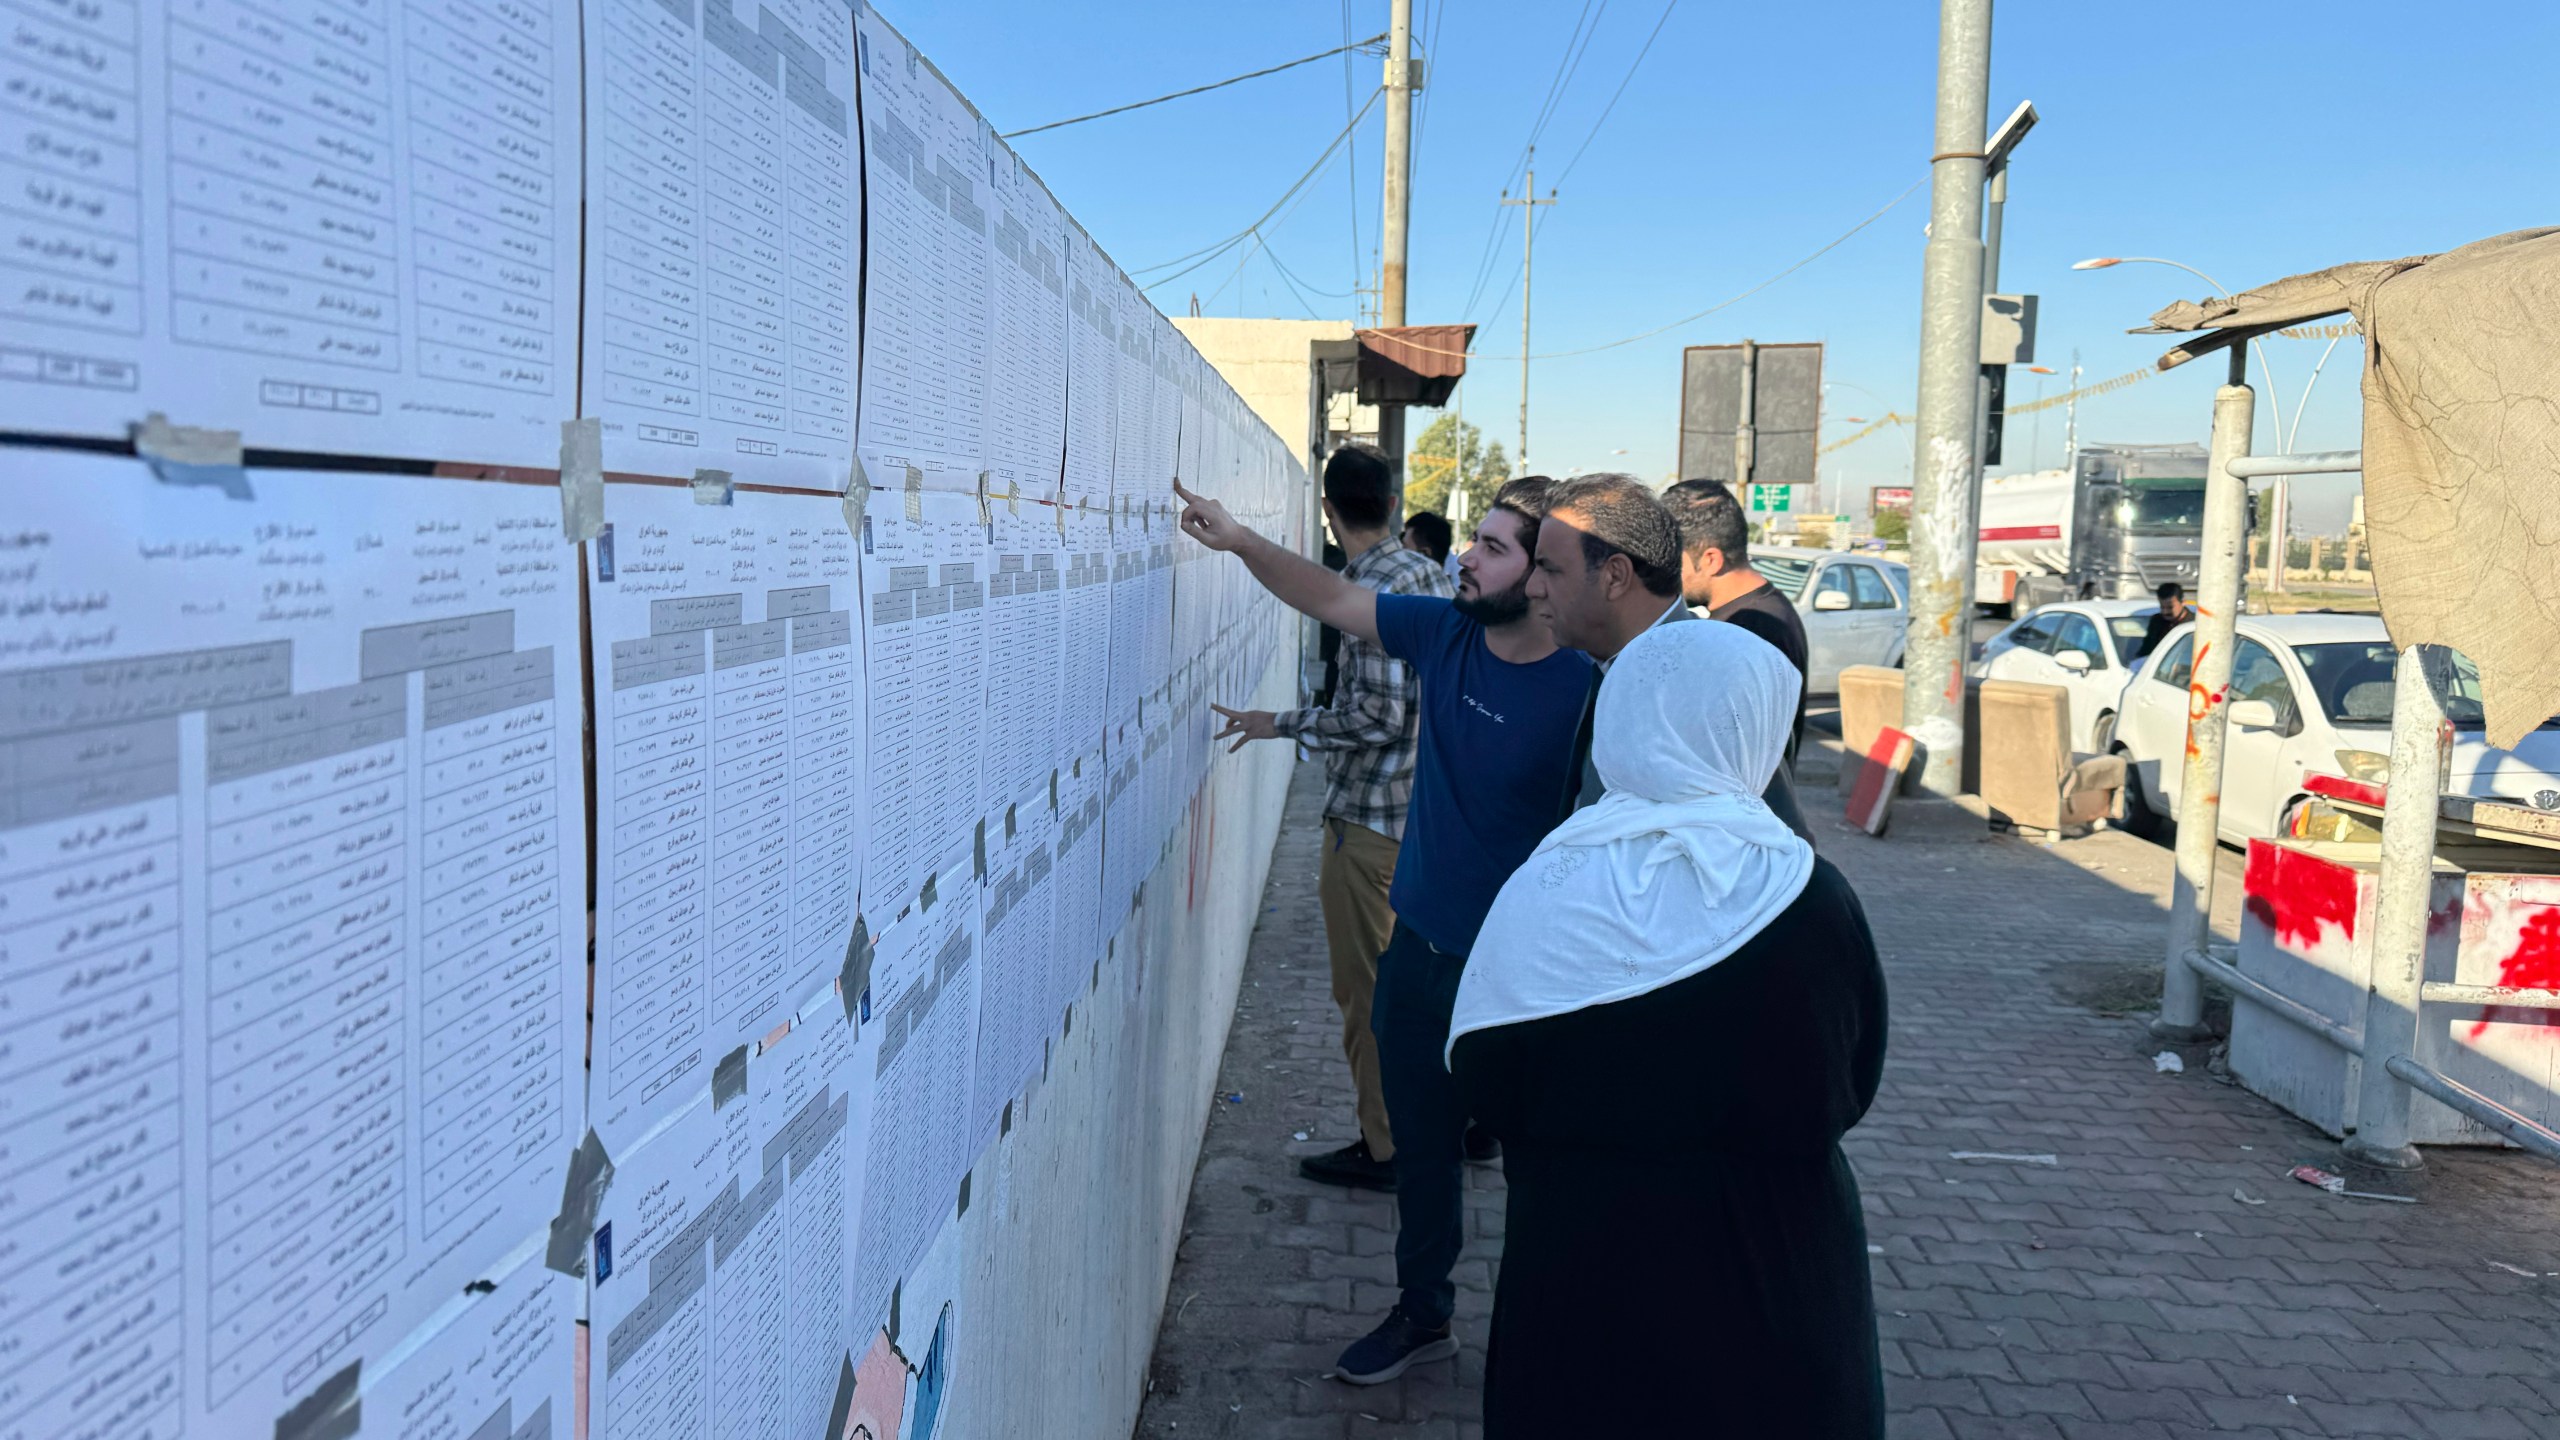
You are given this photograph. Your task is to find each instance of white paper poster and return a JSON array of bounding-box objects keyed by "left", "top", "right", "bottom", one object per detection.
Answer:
[
  {"left": 852, "top": 3, "right": 988, "bottom": 492},
  {"left": 366, "top": 1246, "right": 578, "bottom": 1440},
  {"left": 0, "top": 455, "right": 585, "bottom": 1437},
  {"left": 581, "top": 0, "right": 863, "bottom": 486},
  {"left": 848, "top": 871, "right": 976, "bottom": 1334},
  {"left": 856, "top": 487, "right": 984, "bottom": 930},
  {"left": 585, "top": 480, "right": 864, "bottom": 1148},
  {"left": 0, "top": 0, "right": 584, "bottom": 464},
  {"left": 589, "top": 1001, "right": 864, "bottom": 1440}
]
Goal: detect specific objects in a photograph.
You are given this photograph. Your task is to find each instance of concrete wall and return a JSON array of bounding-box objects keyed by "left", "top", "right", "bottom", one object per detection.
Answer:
[
  {"left": 1174, "top": 317, "right": 1381, "bottom": 475},
  {"left": 885, "top": 649, "right": 1302, "bottom": 1438}
]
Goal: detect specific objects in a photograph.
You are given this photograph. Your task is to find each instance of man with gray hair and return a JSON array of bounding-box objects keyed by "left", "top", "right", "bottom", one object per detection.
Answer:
[{"left": 1528, "top": 473, "right": 1812, "bottom": 840}]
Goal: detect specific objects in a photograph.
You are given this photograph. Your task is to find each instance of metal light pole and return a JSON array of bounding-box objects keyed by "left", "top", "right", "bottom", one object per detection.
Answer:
[
  {"left": 1897, "top": 0, "right": 1994, "bottom": 798},
  {"left": 1501, "top": 155, "right": 1556, "bottom": 475},
  {"left": 2155, "top": 347, "right": 2254, "bottom": 1040},
  {"left": 1966, "top": 99, "right": 2034, "bottom": 614}
]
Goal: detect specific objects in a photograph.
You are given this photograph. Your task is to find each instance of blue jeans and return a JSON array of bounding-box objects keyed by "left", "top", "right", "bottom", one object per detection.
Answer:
[{"left": 1370, "top": 920, "right": 1469, "bottom": 1330}]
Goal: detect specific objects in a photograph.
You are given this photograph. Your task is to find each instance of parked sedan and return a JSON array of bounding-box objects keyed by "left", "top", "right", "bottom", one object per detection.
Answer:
[
  {"left": 1749, "top": 547, "right": 1909, "bottom": 694},
  {"left": 2108, "top": 611, "right": 2560, "bottom": 843},
  {"left": 1970, "top": 599, "right": 2159, "bottom": 754}
]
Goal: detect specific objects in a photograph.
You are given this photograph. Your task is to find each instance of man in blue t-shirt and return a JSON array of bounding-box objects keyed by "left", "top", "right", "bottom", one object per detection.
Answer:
[{"left": 1175, "top": 473, "right": 1592, "bottom": 1385}]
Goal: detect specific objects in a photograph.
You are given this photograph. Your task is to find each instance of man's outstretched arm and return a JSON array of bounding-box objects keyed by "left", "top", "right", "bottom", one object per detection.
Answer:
[{"left": 1173, "top": 479, "right": 1381, "bottom": 648}]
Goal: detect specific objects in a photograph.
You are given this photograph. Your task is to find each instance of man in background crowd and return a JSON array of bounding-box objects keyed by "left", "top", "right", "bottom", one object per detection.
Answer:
[
  {"left": 2139, "top": 581, "right": 2190, "bottom": 658},
  {"left": 1529, "top": 474, "right": 1814, "bottom": 842},
  {"left": 1206, "top": 445, "right": 1451, "bottom": 1195},
  {"left": 1400, "top": 510, "right": 1451, "bottom": 567},
  {"left": 1665, "top": 479, "right": 1809, "bottom": 760}
]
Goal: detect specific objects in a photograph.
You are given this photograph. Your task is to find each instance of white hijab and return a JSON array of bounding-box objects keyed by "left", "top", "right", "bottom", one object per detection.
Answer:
[{"left": 1447, "top": 619, "right": 1816, "bottom": 1061}]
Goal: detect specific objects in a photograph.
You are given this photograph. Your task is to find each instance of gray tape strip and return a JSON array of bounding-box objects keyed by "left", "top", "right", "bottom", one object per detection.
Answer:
[
  {"left": 972, "top": 821, "right": 985, "bottom": 879},
  {"left": 839, "top": 914, "right": 871, "bottom": 1020},
  {"left": 273, "top": 1360, "right": 361, "bottom": 1440},
  {"left": 543, "top": 1128, "right": 613, "bottom": 1277},
  {"left": 559, "top": 419, "right": 604, "bottom": 543},
  {"left": 691, "top": 469, "right": 734, "bottom": 506},
  {"left": 133, "top": 412, "right": 252, "bottom": 500},
  {"left": 904, "top": 464, "right": 924, "bottom": 522},
  {"left": 918, "top": 871, "right": 938, "bottom": 912},
  {"left": 842, "top": 454, "right": 871, "bottom": 532},
  {"left": 712, "top": 1045, "right": 749, "bottom": 1110},
  {"left": 973, "top": 470, "right": 991, "bottom": 525}
]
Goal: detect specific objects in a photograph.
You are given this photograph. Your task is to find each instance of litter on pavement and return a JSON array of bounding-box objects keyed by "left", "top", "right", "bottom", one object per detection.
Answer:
[
  {"left": 2289, "top": 1164, "right": 2421, "bottom": 1203},
  {"left": 1949, "top": 1150, "right": 2060, "bottom": 1166},
  {"left": 2152, "top": 1051, "right": 2185, "bottom": 1074}
]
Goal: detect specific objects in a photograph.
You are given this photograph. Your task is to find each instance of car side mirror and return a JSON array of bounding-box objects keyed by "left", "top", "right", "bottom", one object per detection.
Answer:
[
  {"left": 2053, "top": 648, "right": 2093, "bottom": 673},
  {"left": 1812, "top": 590, "right": 1852, "bottom": 612},
  {"left": 2227, "top": 698, "right": 2280, "bottom": 730}
]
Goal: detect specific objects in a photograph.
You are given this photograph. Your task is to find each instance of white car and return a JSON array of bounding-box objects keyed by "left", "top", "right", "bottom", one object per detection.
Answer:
[
  {"left": 1971, "top": 599, "right": 2160, "bottom": 754},
  {"left": 1749, "top": 547, "right": 1909, "bottom": 695},
  {"left": 2109, "top": 611, "right": 2560, "bottom": 843}
]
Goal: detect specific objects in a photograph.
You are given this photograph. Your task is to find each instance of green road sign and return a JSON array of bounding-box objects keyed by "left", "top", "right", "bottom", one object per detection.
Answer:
[{"left": 1747, "top": 484, "right": 1796, "bottom": 514}]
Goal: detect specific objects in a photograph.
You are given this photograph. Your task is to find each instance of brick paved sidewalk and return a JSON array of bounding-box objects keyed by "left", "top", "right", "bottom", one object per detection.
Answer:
[{"left": 1135, "top": 761, "right": 2560, "bottom": 1439}]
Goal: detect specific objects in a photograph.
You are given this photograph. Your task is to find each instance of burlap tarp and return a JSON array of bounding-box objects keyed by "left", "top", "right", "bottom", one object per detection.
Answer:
[{"left": 2141, "top": 229, "right": 2560, "bottom": 747}]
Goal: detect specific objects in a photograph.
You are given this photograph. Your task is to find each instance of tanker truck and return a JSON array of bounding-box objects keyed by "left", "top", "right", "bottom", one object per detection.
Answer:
[{"left": 1974, "top": 442, "right": 2210, "bottom": 616}]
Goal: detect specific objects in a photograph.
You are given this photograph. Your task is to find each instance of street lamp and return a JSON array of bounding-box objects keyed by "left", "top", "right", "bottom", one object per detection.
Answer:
[
  {"left": 2073, "top": 253, "right": 2307, "bottom": 591},
  {"left": 2025, "top": 365, "right": 2055, "bottom": 469}
]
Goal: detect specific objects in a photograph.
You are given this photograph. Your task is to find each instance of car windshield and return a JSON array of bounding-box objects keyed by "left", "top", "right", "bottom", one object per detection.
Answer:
[
  {"left": 2105, "top": 616, "right": 2150, "bottom": 664},
  {"left": 2294, "top": 641, "right": 2506, "bottom": 730},
  {"left": 2114, "top": 485, "right": 2205, "bottom": 534},
  {"left": 1757, "top": 555, "right": 1817, "bottom": 600}
]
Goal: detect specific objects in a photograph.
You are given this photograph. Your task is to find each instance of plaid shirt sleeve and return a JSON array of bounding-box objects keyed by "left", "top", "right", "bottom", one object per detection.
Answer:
[{"left": 1268, "top": 546, "right": 1450, "bottom": 749}]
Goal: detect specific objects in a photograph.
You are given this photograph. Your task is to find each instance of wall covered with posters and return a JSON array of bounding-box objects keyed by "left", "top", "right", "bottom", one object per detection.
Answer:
[{"left": 0, "top": 1, "right": 1305, "bottom": 1436}]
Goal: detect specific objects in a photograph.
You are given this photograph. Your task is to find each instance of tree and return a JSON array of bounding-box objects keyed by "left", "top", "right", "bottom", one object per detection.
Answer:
[
  {"left": 1405, "top": 413, "right": 1511, "bottom": 526},
  {"left": 1873, "top": 509, "right": 1910, "bottom": 545}
]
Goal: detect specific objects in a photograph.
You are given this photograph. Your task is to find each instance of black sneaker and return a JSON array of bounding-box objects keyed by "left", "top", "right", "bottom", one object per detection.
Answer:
[
  {"left": 1333, "top": 1307, "right": 1458, "bottom": 1385},
  {"left": 1298, "top": 1139, "right": 1397, "bottom": 1192},
  {"left": 1464, "top": 1123, "right": 1501, "bottom": 1163}
]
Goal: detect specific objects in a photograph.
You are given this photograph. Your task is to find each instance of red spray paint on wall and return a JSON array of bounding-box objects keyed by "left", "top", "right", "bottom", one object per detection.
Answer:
[
  {"left": 2241, "top": 843, "right": 2361, "bottom": 950},
  {"left": 2468, "top": 905, "right": 2560, "bottom": 1038}
]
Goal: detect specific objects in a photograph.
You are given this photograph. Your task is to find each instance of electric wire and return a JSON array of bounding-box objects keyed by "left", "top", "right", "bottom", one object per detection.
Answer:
[
  {"left": 1552, "top": 0, "right": 1677, "bottom": 187},
  {"left": 1001, "top": 34, "right": 1385, "bottom": 139},
  {"left": 1131, "top": 88, "right": 1383, "bottom": 289}
]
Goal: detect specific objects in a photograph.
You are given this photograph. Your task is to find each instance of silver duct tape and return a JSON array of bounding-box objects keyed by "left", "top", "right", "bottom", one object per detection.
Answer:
[
  {"left": 691, "top": 468, "right": 734, "bottom": 505},
  {"left": 903, "top": 463, "right": 924, "bottom": 523},
  {"left": 542, "top": 1127, "right": 614, "bottom": 1276},
  {"left": 711, "top": 1044, "right": 749, "bottom": 1109},
  {"left": 558, "top": 419, "right": 605, "bottom": 542},
  {"left": 271, "top": 1360, "right": 360, "bottom": 1440},
  {"left": 133, "top": 412, "right": 251, "bottom": 499},
  {"left": 839, "top": 914, "right": 872, "bottom": 1020},
  {"left": 842, "top": 454, "right": 871, "bottom": 532}
]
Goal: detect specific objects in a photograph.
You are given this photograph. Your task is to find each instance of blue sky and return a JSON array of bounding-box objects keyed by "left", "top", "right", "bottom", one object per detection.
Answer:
[{"left": 887, "top": 0, "right": 2558, "bottom": 533}]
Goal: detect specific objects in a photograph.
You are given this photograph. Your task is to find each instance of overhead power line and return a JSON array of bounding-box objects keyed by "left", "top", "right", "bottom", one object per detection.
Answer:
[
  {"left": 1552, "top": 0, "right": 1677, "bottom": 187},
  {"left": 1423, "top": 175, "right": 1928, "bottom": 363},
  {"left": 1003, "top": 34, "right": 1386, "bottom": 139},
  {"left": 1132, "top": 88, "right": 1383, "bottom": 289}
]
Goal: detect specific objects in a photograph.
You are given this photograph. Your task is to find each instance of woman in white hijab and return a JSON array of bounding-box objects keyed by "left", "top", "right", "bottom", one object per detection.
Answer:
[{"left": 1447, "top": 620, "right": 1887, "bottom": 1439}]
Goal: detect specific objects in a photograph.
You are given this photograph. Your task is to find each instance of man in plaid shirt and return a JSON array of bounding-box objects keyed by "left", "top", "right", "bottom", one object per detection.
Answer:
[{"left": 1211, "top": 444, "right": 1451, "bottom": 1191}]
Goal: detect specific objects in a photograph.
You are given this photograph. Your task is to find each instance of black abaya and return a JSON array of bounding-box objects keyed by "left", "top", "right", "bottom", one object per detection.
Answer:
[{"left": 1449, "top": 857, "right": 1889, "bottom": 1438}]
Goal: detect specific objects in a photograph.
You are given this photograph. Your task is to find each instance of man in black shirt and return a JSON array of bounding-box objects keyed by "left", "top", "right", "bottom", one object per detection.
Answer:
[
  {"left": 2138, "top": 581, "right": 2190, "bottom": 659},
  {"left": 1664, "top": 480, "right": 1810, "bottom": 759}
]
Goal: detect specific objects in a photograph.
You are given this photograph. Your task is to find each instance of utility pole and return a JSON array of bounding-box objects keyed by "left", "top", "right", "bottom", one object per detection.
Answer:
[
  {"left": 1380, "top": 0, "right": 1414, "bottom": 327},
  {"left": 1501, "top": 153, "right": 1556, "bottom": 475},
  {"left": 1376, "top": 0, "right": 1417, "bottom": 496},
  {"left": 1898, "top": 0, "right": 1993, "bottom": 799}
]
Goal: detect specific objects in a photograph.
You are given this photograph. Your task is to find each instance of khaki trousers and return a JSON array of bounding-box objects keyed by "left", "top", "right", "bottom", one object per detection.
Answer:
[{"left": 1317, "top": 817, "right": 1401, "bottom": 1159}]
